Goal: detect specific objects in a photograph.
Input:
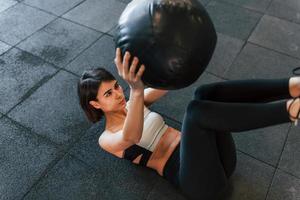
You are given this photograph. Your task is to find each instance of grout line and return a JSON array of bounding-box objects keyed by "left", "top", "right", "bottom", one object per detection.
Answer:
[
  {"left": 3, "top": 30, "right": 104, "bottom": 118},
  {"left": 206, "top": 0, "right": 266, "bottom": 15},
  {"left": 244, "top": 13, "right": 264, "bottom": 44},
  {"left": 264, "top": 123, "right": 292, "bottom": 200},
  {"left": 7, "top": 5, "right": 58, "bottom": 48},
  {"left": 275, "top": 126, "right": 292, "bottom": 168},
  {"left": 144, "top": 180, "right": 160, "bottom": 200},
  {"left": 4, "top": 68, "right": 60, "bottom": 116},
  {"left": 265, "top": 124, "right": 294, "bottom": 200},
  {"left": 1, "top": 115, "right": 60, "bottom": 147},
  {"left": 21, "top": 0, "right": 121, "bottom": 36},
  {"left": 5, "top": 0, "right": 91, "bottom": 52},
  {"left": 69, "top": 154, "right": 99, "bottom": 170},
  {"left": 20, "top": 151, "right": 71, "bottom": 199},
  {"left": 220, "top": 43, "right": 248, "bottom": 77},
  {"left": 59, "top": 15, "right": 111, "bottom": 35},
  {"left": 67, "top": 153, "right": 99, "bottom": 172},
  {"left": 248, "top": 41, "right": 300, "bottom": 63},
  {"left": 276, "top": 167, "right": 300, "bottom": 180},
  {"left": 206, "top": 70, "right": 230, "bottom": 81},
  {"left": 236, "top": 149, "right": 278, "bottom": 169},
  {"left": 20, "top": 122, "right": 93, "bottom": 199},
  {"left": 0, "top": 1, "right": 20, "bottom": 15},
  {"left": 20, "top": 0, "right": 87, "bottom": 17},
  {"left": 20, "top": 1, "right": 61, "bottom": 17},
  {"left": 264, "top": 12, "right": 300, "bottom": 26},
  {"left": 266, "top": 0, "right": 275, "bottom": 10},
  {"left": 53, "top": 33, "right": 106, "bottom": 70}
]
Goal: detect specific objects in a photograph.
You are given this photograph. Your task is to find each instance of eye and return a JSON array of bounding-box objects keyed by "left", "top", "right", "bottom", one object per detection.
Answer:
[{"left": 106, "top": 91, "right": 111, "bottom": 97}]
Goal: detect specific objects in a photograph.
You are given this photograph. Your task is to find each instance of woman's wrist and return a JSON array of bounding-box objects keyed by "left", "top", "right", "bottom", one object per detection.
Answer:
[{"left": 130, "top": 88, "right": 144, "bottom": 96}]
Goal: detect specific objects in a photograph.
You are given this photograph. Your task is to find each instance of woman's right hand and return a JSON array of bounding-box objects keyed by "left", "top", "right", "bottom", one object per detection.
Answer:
[{"left": 114, "top": 48, "right": 146, "bottom": 91}]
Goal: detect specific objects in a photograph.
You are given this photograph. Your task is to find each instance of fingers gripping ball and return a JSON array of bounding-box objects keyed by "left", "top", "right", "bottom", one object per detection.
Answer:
[{"left": 114, "top": 0, "right": 217, "bottom": 90}]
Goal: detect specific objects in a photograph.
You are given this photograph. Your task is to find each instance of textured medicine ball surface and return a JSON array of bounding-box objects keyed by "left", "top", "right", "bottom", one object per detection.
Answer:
[{"left": 114, "top": 0, "right": 217, "bottom": 90}]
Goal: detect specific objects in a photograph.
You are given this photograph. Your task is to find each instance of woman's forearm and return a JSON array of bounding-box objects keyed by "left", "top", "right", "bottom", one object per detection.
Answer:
[{"left": 123, "top": 89, "right": 144, "bottom": 143}]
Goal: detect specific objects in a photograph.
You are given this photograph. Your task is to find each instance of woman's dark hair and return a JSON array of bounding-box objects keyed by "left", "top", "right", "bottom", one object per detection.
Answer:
[{"left": 77, "top": 67, "right": 116, "bottom": 123}]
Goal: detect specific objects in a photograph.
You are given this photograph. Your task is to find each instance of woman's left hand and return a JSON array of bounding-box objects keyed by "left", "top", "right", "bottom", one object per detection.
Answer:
[{"left": 114, "top": 48, "right": 146, "bottom": 91}]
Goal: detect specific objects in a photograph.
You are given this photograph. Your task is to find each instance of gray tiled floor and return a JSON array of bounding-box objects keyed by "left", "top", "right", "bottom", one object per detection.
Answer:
[
  {"left": 266, "top": 0, "right": 300, "bottom": 25},
  {"left": 0, "top": 0, "right": 17, "bottom": 13},
  {"left": 17, "top": 18, "right": 101, "bottom": 68},
  {"left": 1, "top": 0, "right": 300, "bottom": 200},
  {"left": 23, "top": 0, "right": 85, "bottom": 16},
  {"left": 0, "top": 3, "right": 56, "bottom": 46}
]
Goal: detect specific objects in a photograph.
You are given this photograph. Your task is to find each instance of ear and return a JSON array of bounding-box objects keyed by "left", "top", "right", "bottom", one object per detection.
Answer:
[{"left": 89, "top": 100, "right": 102, "bottom": 109}]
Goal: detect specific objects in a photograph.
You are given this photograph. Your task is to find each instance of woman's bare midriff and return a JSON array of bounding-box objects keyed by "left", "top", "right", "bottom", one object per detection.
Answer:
[{"left": 106, "top": 126, "right": 181, "bottom": 176}]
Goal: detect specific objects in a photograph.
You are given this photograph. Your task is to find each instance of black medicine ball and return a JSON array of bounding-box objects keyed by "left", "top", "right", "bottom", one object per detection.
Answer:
[{"left": 114, "top": 0, "right": 217, "bottom": 90}]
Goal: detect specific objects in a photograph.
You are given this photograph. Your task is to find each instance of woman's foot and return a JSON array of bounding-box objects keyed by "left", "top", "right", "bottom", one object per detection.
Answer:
[
  {"left": 289, "top": 77, "right": 300, "bottom": 98},
  {"left": 287, "top": 97, "right": 300, "bottom": 125}
]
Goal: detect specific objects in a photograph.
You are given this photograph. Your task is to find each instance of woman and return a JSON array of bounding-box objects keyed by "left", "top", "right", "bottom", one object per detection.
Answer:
[{"left": 77, "top": 48, "right": 300, "bottom": 200}]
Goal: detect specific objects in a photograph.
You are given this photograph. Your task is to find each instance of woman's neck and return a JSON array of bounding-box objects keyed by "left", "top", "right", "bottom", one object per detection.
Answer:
[{"left": 105, "top": 108, "right": 127, "bottom": 131}]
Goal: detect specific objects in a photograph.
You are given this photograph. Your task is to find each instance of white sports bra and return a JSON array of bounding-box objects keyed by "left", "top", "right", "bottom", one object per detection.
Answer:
[
  {"left": 124, "top": 100, "right": 169, "bottom": 152},
  {"left": 103, "top": 100, "right": 168, "bottom": 152}
]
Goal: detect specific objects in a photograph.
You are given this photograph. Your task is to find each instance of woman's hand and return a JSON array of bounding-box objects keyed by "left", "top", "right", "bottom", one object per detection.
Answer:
[{"left": 114, "top": 48, "right": 145, "bottom": 91}]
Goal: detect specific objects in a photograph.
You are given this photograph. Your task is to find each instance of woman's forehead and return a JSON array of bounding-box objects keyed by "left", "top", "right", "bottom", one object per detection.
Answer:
[{"left": 99, "top": 80, "right": 117, "bottom": 95}]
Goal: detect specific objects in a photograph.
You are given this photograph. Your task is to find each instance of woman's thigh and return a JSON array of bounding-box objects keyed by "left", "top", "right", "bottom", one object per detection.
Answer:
[
  {"left": 178, "top": 101, "right": 229, "bottom": 200},
  {"left": 215, "top": 131, "right": 237, "bottom": 179}
]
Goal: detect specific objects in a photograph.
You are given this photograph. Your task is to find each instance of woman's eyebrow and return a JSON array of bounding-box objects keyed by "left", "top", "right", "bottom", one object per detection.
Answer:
[{"left": 103, "top": 81, "right": 118, "bottom": 96}]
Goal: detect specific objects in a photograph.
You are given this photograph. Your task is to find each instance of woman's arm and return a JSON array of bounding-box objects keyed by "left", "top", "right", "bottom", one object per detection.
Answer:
[
  {"left": 144, "top": 88, "right": 168, "bottom": 107},
  {"left": 114, "top": 48, "right": 145, "bottom": 143},
  {"left": 122, "top": 88, "right": 144, "bottom": 143}
]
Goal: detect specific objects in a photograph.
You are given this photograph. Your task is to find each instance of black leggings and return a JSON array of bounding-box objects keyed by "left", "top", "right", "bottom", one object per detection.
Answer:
[{"left": 169, "top": 77, "right": 293, "bottom": 200}]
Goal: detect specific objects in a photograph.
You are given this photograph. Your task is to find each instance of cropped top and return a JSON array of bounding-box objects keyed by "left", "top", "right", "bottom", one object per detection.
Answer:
[{"left": 103, "top": 100, "right": 169, "bottom": 166}]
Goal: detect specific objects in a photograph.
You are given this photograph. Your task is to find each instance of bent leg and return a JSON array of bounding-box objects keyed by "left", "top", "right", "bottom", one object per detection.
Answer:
[
  {"left": 179, "top": 106, "right": 228, "bottom": 200},
  {"left": 188, "top": 99, "right": 290, "bottom": 132},
  {"left": 191, "top": 78, "right": 290, "bottom": 180},
  {"left": 194, "top": 77, "right": 291, "bottom": 103},
  {"left": 215, "top": 131, "right": 237, "bottom": 179}
]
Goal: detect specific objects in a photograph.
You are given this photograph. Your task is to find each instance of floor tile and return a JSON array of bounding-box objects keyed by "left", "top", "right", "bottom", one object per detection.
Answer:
[
  {"left": 224, "top": 152, "right": 275, "bottom": 200},
  {"left": 206, "top": 1, "right": 262, "bottom": 40},
  {"left": 24, "top": 0, "right": 84, "bottom": 16},
  {"left": 233, "top": 123, "right": 289, "bottom": 166},
  {"left": 23, "top": 154, "right": 103, "bottom": 200},
  {"left": 249, "top": 15, "right": 300, "bottom": 60},
  {"left": 17, "top": 18, "right": 101, "bottom": 68},
  {"left": 62, "top": 0, "right": 127, "bottom": 33},
  {"left": 146, "top": 177, "right": 187, "bottom": 200},
  {"left": 65, "top": 34, "right": 130, "bottom": 89},
  {"left": 0, "top": 48, "right": 57, "bottom": 113},
  {"left": 0, "top": 3, "right": 55, "bottom": 45},
  {"left": 224, "top": 43, "right": 300, "bottom": 79},
  {"left": 0, "top": 0, "right": 17, "bottom": 13},
  {"left": 267, "top": 0, "right": 300, "bottom": 25},
  {"left": 7, "top": 70, "right": 92, "bottom": 145},
  {"left": 206, "top": 33, "right": 244, "bottom": 77},
  {"left": 266, "top": 169, "right": 300, "bottom": 200},
  {"left": 0, "top": 117, "right": 59, "bottom": 200},
  {"left": 217, "top": 0, "right": 272, "bottom": 13},
  {"left": 279, "top": 126, "right": 300, "bottom": 178},
  {"left": 0, "top": 40, "right": 11, "bottom": 55}
]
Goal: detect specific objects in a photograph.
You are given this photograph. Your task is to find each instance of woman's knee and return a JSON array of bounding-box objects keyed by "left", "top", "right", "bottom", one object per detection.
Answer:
[
  {"left": 185, "top": 100, "right": 204, "bottom": 119},
  {"left": 193, "top": 83, "right": 216, "bottom": 101}
]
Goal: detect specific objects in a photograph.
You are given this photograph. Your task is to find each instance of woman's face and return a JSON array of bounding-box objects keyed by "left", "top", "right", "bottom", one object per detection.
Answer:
[{"left": 90, "top": 80, "right": 126, "bottom": 112}]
